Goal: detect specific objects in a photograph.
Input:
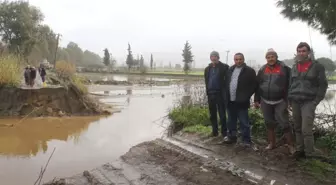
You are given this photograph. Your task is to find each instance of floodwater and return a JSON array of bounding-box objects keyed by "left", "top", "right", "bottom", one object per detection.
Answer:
[
  {"left": 81, "top": 73, "right": 187, "bottom": 82},
  {"left": 0, "top": 85, "right": 177, "bottom": 185}
]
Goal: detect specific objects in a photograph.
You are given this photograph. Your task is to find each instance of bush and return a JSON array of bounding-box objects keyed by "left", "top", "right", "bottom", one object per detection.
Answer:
[
  {"left": 0, "top": 55, "right": 22, "bottom": 87},
  {"left": 168, "top": 106, "right": 210, "bottom": 133},
  {"left": 71, "top": 74, "right": 88, "bottom": 94},
  {"left": 55, "top": 61, "right": 76, "bottom": 79}
]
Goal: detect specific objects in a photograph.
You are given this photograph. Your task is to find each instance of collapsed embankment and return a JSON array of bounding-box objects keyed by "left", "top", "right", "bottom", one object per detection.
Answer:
[{"left": 0, "top": 84, "right": 110, "bottom": 117}]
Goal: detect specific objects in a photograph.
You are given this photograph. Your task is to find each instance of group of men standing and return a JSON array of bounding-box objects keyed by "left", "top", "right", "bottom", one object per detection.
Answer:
[
  {"left": 24, "top": 64, "right": 47, "bottom": 87},
  {"left": 204, "top": 42, "right": 328, "bottom": 159}
]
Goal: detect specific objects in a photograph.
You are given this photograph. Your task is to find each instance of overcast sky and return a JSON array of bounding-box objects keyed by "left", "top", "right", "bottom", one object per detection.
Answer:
[{"left": 29, "top": 0, "right": 336, "bottom": 67}]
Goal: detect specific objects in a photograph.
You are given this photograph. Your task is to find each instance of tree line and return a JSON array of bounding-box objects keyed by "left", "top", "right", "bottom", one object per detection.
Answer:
[{"left": 0, "top": 1, "right": 103, "bottom": 67}]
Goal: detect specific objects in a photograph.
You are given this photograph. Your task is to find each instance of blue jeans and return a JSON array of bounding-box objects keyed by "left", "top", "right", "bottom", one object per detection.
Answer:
[
  {"left": 227, "top": 101, "right": 251, "bottom": 143},
  {"left": 207, "top": 92, "right": 227, "bottom": 136}
]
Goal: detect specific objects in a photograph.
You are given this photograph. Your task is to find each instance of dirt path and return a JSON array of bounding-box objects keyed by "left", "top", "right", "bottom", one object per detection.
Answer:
[{"left": 45, "top": 139, "right": 253, "bottom": 185}]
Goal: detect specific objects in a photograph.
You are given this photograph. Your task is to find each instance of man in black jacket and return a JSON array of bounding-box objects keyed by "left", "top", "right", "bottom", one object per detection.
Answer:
[
  {"left": 223, "top": 53, "right": 257, "bottom": 146},
  {"left": 204, "top": 51, "right": 229, "bottom": 137}
]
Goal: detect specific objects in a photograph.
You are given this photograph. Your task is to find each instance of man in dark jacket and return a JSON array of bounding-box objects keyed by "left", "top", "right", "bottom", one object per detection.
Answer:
[
  {"left": 204, "top": 51, "right": 229, "bottom": 137},
  {"left": 223, "top": 53, "right": 257, "bottom": 146},
  {"left": 288, "top": 42, "right": 328, "bottom": 159},
  {"left": 39, "top": 64, "right": 47, "bottom": 83},
  {"left": 254, "top": 48, "right": 294, "bottom": 154}
]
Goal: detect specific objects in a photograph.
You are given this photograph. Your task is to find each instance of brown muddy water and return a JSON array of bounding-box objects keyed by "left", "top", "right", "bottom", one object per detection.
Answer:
[{"left": 0, "top": 85, "right": 177, "bottom": 185}]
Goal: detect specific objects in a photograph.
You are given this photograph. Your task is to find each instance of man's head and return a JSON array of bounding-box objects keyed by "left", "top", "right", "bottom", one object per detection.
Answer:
[
  {"left": 234, "top": 53, "right": 245, "bottom": 67},
  {"left": 265, "top": 48, "right": 278, "bottom": 65},
  {"left": 296, "top": 42, "right": 311, "bottom": 62},
  {"left": 210, "top": 51, "right": 220, "bottom": 63}
]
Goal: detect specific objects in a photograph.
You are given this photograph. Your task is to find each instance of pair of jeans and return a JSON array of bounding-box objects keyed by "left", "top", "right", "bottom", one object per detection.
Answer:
[
  {"left": 227, "top": 101, "right": 251, "bottom": 144},
  {"left": 207, "top": 92, "right": 227, "bottom": 136}
]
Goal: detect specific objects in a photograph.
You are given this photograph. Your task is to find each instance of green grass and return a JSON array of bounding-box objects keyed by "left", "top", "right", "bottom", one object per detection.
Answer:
[
  {"left": 183, "top": 124, "right": 212, "bottom": 135},
  {"left": 328, "top": 75, "right": 336, "bottom": 81},
  {"left": 168, "top": 105, "right": 266, "bottom": 137},
  {"left": 299, "top": 159, "right": 336, "bottom": 182}
]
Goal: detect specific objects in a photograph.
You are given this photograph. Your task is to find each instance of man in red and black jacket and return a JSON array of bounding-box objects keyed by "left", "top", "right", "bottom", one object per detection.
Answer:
[
  {"left": 254, "top": 48, "right": 294, "bottom": 154},
  {"left": 288, "top": 42, "right": 328, "bottom": 159},
  {"left": 204, "top": 51, "right": 229, "bottom": 138}
]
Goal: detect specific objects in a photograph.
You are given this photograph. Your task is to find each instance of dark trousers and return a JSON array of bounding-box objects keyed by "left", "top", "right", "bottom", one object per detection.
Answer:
[
  {"left": 207, "top": 92, "right": 227, "bottom": 136},
  {"left": 227, "top": 101, "right": 251, "bottom": 143}
]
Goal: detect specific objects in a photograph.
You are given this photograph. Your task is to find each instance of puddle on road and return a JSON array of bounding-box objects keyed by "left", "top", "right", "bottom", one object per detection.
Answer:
[{"left": 0, "top": 87, "right": 174, "bottom": 185}]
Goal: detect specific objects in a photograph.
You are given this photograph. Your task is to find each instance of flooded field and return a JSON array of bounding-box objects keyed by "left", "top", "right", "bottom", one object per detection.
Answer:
[
  {"left": 0, "top": 85, "right": 177, "bottom": 185},
  {"left": 81, "top": 73, "right": 195, "bottom": 82}
]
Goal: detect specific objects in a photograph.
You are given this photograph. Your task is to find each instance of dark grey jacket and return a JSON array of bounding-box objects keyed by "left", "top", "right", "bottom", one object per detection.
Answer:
[
  {"left": 288, "top": 60, "right": 328, "bottom": 104},
  {"left": 254, "top": 61, "right": 291, "bottom": 102}
]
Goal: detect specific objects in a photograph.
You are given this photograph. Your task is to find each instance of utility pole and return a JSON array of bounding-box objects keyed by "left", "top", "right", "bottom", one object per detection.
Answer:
[
  {"left": 53, "top": 33, "right": 61, "bottom": 68},
  {"left": 330, "top": 44, "right": 333, "bottom": 60},
  {"left": 225, "top": 50, "right": 230, "bottom": 64}
]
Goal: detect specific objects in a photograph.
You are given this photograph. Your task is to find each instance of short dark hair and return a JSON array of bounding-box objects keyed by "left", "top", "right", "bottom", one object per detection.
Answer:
[
  {"left": 296, "top": 42, "right": 311, "bottom": 52},
  {"left": 234, "top": 52, "right": 245, "bottom": 59}
]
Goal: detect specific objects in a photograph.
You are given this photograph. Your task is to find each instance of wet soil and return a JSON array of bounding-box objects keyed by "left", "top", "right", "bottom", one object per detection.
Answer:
[
  {"left": 45, "top": 139, "right": 253, "bottom": 185},
  {"left": 174, "top": 132, "right": 336, "bottom": 185}
]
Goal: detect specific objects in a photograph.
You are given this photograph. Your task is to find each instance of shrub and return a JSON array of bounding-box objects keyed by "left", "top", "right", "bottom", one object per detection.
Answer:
[
  {"left": 55, "top": 61, "right": 76, "bottom": 79},
  {"left": 71, "top": 74, "right": 88, "bottom": 94},
  {"left": 168, "top": 106, "right": 210, "bottom": 130},
  {"left": 0, "top": 55, "right": 22, "bottom": 87}
]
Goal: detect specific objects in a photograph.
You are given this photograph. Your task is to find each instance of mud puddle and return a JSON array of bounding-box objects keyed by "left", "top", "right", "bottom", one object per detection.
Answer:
[
  {"left": 0, "top": 85, "right": 175, "bottom": 185},
  {"left": 46, "top": 139, "right": 253, "bottom": 185}
]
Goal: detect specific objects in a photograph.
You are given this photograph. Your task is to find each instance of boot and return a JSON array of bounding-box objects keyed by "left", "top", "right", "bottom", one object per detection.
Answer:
[
  {"left": 284, "top": 131, "right": 295, "bottom": 155},
  {"left": 265, "top": 129, "right": 276, "bottom": 150}
]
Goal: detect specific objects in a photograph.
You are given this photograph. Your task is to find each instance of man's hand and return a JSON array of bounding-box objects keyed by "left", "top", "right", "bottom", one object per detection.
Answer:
[{"left": 254, "top": 102, "right": 260, "bottom": 109}]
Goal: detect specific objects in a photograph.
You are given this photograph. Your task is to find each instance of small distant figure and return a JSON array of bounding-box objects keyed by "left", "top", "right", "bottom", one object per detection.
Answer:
[
  {"left": 30, "top": 66, "right": 37, "bottom": 87},
  {"left": 24, "top": 65, "right": 31, "bottom": 86},
  {"left": 39, "top": 64, "right": 46, "bottom": 83}
]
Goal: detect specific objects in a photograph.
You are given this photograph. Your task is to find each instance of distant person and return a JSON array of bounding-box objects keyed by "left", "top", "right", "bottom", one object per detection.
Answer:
[
  {"left": 254, "top": 48, "right": 294, "bottom": 154},
  {"left": 39, "top": 64, "right": 46, "bottom": 83},
  {"left": 204, "top": 51, "right": 229, "bottom": 138},
  {"left": 223, "top": 53, "right": 256, "bottom": 147},
  {"left": 30, "top": 66, "right": 37, "bottom": 87},
  {"left": 24, "top": 65, "right": 31, "bottom": 86},
  {"left": 288, "top": 42, "right": 328, "bottom": 159}
]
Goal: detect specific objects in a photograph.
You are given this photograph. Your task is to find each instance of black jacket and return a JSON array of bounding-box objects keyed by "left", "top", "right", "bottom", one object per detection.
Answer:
[
  {"left": 226, "top": 63, "right": 257, "bottom": 105},
  {"left": 204, "top": 61, "right": 229, "bottom": 95}
]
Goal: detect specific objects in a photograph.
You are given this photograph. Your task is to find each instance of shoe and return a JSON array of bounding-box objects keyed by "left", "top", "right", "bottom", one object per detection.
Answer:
[{"left": 222, "top": 136, "right": 237, "bottom": 144}]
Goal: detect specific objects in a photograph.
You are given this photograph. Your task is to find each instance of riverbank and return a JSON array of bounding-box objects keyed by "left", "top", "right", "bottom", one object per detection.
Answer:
[{"left": 168, "top": 103, "right": 336, "bottom": 184}]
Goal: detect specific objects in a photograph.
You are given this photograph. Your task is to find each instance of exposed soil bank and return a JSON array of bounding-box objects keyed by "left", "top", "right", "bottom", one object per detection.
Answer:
[
  {"left": 44, "top": 139, "right": 253, "bottom": 185},
  {"left": 0, "top": 84, "right": 111, "bottom": 117}
]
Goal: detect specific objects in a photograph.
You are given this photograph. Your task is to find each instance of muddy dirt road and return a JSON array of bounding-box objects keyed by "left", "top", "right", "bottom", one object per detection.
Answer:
[{"left": 47, "top": 139, "right": 253, "bottom": 185}]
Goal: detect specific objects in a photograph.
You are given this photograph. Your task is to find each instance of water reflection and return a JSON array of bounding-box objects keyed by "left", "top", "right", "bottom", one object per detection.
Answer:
[{"left": 0, "top": 116, "right": 101, "bottom": 157}]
